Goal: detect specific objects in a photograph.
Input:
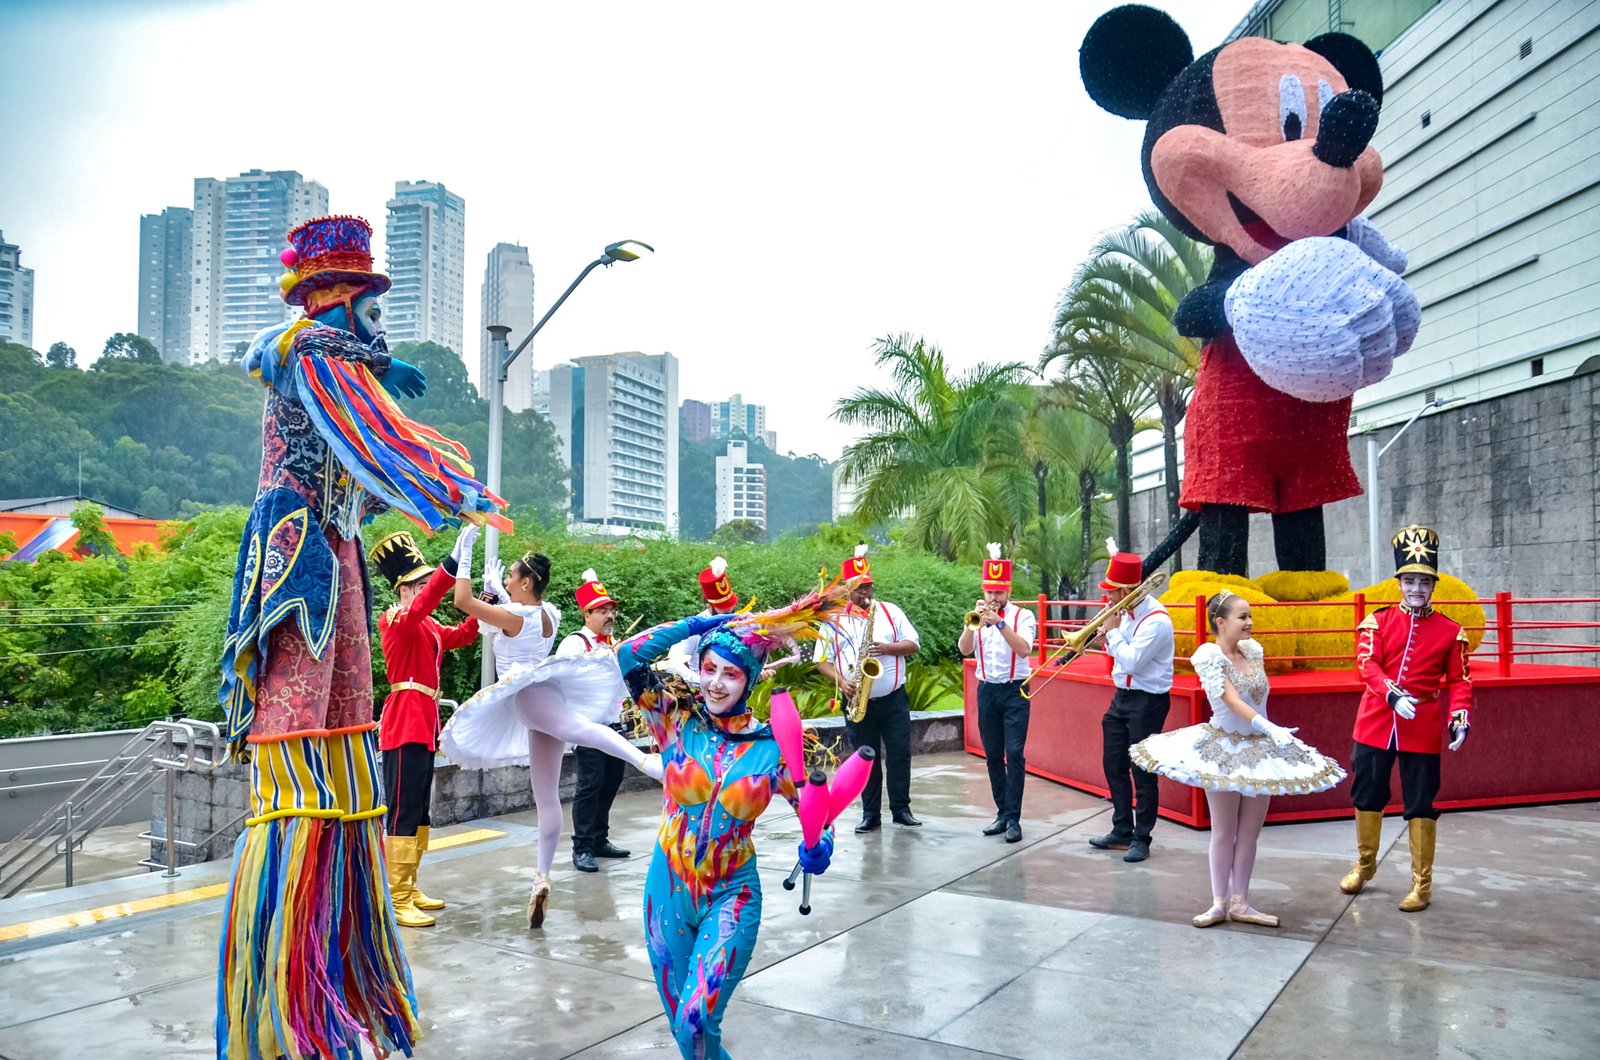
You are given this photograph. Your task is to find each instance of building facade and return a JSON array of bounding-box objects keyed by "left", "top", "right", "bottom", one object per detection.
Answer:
[
  {"left": 680, "top": 399, "right": 712, "bottom": 443},
  {"left": 708, "top": 393, "right": 776, "bottom": 450},
  {"left": 540, "top": 352, "right": 679, "bottom": 532},
  {"left": 831, "top": 463, "right": 860, "bottom": 524},
  {"left": 384, "top": 181, "right": 465, "bottom": 353},
  {"left": 480, "top": 243, "right": 535, "bottom": 410},
  {"left": 137, "top": 207, "right": 192, "bottom": 363},
  {"left": 190, "top": 170, "right": 328, "bottom": 361},
  {"left": 715, "top": 440, "right": 767, "bottom": 531},
  {"left": 0, "top": 230, "right": 34, "bottom": 348}
]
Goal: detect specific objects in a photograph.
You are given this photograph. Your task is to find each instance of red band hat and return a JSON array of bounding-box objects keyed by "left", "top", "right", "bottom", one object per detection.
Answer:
[
  {"left": 1100, "top": 537, "right": 1144, "bottom": 591},
  {"left": 981, "top": 542, "right": 1012, "bottom": 590},
  {"left": 575, "top": 568, "right": 617, "bottom": 611},
  {"left": 841, "top": 543, "right": 872, "bottom": 584},
  {"left": 698, "top": 556, "right": 739, "bottom": 609}
]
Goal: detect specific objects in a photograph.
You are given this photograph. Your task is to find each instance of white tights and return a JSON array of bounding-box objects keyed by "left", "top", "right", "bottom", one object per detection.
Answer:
[
  {"left": 519, "top": 691, "right": 647, "bottom": 876},
  {"left": 1204, "top": 789, "right": 1271, "bottom": 901}
]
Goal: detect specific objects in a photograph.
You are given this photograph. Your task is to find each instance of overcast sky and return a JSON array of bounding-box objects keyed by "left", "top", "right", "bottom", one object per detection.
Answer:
[{"left": 0, "top": 0, "right": 1243, "bottom": 460}]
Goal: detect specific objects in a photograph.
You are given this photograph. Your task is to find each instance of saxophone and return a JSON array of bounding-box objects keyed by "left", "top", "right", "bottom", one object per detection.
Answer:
[{"left": 847, "top": 602, "right": 882, "bottom": 723}]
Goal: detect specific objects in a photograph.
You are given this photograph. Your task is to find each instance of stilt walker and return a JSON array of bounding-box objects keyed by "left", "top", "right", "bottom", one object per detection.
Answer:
[
  {"left": 1339, "top": 525, "right": 1473, "bottom": 911},
  {"left": 216, "top": 216, "right": 505, "bottom": 1058}
]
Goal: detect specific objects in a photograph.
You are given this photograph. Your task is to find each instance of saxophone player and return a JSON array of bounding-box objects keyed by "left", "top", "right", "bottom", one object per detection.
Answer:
[
  {"left": 958, "top": 544, "right": 1037, "bottom": 843},
  {"left": 815, "top": 545, "right": 922, "bottom": 833}
]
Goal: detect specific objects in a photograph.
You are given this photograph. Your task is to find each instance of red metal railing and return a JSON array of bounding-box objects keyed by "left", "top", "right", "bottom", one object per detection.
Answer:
[{"left": 1028, "top": 592, "right": 1600, "bottom": 679}]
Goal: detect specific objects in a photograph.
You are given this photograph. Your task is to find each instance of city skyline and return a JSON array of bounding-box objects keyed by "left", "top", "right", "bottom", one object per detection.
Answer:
[{"left": 0, "top": 0, "right": 1240, "bottom": 459}]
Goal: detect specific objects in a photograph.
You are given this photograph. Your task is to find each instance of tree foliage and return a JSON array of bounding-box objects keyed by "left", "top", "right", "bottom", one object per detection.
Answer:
[{"left": 677, "top": 434, "right": 834, "bottom": 541}]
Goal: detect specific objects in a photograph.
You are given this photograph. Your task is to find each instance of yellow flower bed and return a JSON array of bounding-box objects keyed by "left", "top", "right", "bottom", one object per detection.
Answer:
[
  {"left": 1296, "top": 574, "right": 1486, "bottom": 671},
  {"left": 1257, "top": 569, "right": 1349, "bottom": 603},
  {"left": 1158, "top": 575, "right": 1295, "bottom": 675}
]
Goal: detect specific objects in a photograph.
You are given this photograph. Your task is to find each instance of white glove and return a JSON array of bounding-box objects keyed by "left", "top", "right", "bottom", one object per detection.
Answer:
[
  {"left": 1392, "top": 694, "right": 1418, "bottom": 721},
  {"left": 451, "top": 523, "right": 479, "bottom": 580},
  {"left": 1448, "top": 712, "right": 1469, "bottom": 752},
  {"left": 1225, "top": 235, "right": 1420, "bottom": 402},
  {"left": 1250, "top": 715, "right": 1299, "bottom": 747},
  {"left": 482, "top": 558, "right": 508, "bottom": 604},
  {"left": 1448, "top": 726, "right": 1467, "bottom": 752}
]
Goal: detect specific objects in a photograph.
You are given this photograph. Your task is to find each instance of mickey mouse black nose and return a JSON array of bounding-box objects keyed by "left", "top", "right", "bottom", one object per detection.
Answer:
[{"left": 1314, "top": 89, "right": 1380, "bottom": 168}]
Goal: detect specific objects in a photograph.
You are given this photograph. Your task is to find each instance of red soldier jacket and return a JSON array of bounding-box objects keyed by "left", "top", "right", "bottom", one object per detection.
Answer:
[
  {"left": 1353, "top": 604, "right": 1473, "bottom": 753},
  {"left": 378, "top": 566, "right": 479, "bottom": 751}
]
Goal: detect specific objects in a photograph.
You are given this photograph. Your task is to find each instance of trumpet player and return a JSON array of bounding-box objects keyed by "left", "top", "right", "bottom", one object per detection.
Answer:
[
  {"left": 959, "top": 545, "right": 1037, "bottom": 843},
  {"left": 1088, "top": 541, "right": 1175, "bottom": 864},
  {"left": 815, "top": 545, "right": 922, "bottom": 833}
]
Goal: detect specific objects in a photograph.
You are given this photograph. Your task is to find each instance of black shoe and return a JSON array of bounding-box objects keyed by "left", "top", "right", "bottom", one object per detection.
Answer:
[
  {"left": 1089, "top": 832, "right": 1133, "bottom": 850},
  {"left": 1124, "top": 839, "right": 1151, "bottom": 863},
  {"left": 572, "top": 850, "right": 599, "bottom": 872},
  {"left": 891, "top": 810, "right": 922, "bottom": 827},
  {"left": 982, "top": 816, "right": 1008, "bottom": 836},
  {"left": 854, "top": 816, "right": 881, "bottom": 833},
  {"left": 593, "top": 840, "right": 631, "bottom": 859},
  {"left": 1004, "top": 820, "right": 1023, "bottom": 843}
]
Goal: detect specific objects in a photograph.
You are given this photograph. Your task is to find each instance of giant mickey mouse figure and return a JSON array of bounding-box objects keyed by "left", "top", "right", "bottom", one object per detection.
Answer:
[{"left": 1081, "top": 5, "right": 1420, "bottom": 578}]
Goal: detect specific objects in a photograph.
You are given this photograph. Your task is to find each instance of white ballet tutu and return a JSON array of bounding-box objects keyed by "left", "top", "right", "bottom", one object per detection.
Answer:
[
  {"left": 1130, "top": 724, "right": 1347, "bottom": 797},
  {"left": 439, "top": 654, "right": 626, "bottom": 770}
]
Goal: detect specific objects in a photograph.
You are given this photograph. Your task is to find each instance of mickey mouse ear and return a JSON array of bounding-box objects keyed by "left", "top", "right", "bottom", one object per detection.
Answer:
[{"left": 1080, "top": 4, "right": 1193, "bottom": 121}]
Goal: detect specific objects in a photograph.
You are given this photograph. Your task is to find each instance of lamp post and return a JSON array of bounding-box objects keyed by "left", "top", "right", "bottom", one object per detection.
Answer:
[
  {"left": 1365, "top": 398, "right": 1443, "bottom": 584},
  {"left": 480, "top": 240, "right": 653, "bottom": 683}
]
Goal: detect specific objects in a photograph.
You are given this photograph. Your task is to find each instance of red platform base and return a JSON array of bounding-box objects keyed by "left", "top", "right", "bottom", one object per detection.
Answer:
[{"left": 963, "top": 658, "right": 1600, "bottom": 828}]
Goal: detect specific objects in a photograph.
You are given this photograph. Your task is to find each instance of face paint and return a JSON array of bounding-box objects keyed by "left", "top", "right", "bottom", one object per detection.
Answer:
[
  {"left": 699, "top": 648, "right": 750, "bottom": 715},
  {"left": 1399, "top": 573, "right": 1436, "bottom": 610},
  {"left": 352, "top": 293, "right": 385, "bottom": 344}
]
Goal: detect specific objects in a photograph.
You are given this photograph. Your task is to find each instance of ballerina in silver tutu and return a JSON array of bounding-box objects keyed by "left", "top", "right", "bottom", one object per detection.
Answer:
[{"left": 1132, "top": 591, "right": 1346, "bottom": 929}]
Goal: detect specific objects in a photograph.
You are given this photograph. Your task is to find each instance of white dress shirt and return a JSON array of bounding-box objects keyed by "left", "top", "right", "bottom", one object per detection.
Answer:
[
  {"left": 1104, "top": 596, "right": 1175, "bottom": 693},
  {"left": 969, "top": 603, "right": 1037, "bottom": 682},
  {"left": 556, "top": 627, "right": 622, "bottom": 723},
  {"left": 821, "top": 600, "right": 919, "bottom": 698}
]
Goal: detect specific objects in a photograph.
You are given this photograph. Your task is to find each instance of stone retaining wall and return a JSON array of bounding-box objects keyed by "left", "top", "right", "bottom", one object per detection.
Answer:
[{"left": 152, "top": 709, "right": 966, "bottom": 866}]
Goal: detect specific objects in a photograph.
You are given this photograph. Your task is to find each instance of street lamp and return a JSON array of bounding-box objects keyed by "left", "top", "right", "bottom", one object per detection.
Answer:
[
  {"left": 1365, "top": 397, "right": 1443, "bottom": 584},
  {"left": 480, "top": 239, "right": 654, "bottom": 682}
]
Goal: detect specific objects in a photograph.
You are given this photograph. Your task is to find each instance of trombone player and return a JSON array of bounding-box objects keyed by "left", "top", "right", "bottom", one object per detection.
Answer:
[
  {"left": 959, "top": 545, "right": 1037, "bottom": 843},
  {"left": 1088, "top": 541, "right": 1175, "bottom": 864}
]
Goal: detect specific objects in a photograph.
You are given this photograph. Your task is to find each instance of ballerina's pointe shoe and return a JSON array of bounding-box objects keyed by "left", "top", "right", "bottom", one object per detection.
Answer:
[
  {"left": 527, "top": 873, "right": 551, "bottom": 930},
  {"left": 1193, "top": 899, "right": 1228, "bottom": 928},
  {"left": 640, "top": 753, "right": 665, "bottom": 782},
  {"left": 1228, "top": 897, "right": 1279, "bottom": 928}
]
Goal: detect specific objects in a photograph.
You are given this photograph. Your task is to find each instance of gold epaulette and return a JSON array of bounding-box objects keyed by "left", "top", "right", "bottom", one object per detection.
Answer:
[{"left": 1357, "top": 612, "right": 1380, "bottom": 631}]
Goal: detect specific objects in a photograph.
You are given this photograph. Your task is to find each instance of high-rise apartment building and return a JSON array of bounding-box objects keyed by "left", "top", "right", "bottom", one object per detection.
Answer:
[
  {"left": 190, "top": 170, "right": 328, "bottom": 361},
  {"left": 715, "top": 439, "right": 767, "bottom": 531},
  {"left": 709, "top": 393, "right": 776, "bottom": 450},
  {"left": 137, "top": 207, "right": 193, "bottom": 363},
  {"left": 384, "top": 181, "right": 465, "bottom": 353},
  {"left": 0, "top": 230, "right": 34, "bottom": 348},
  {"left": 480, "top": 243, "right": 535, "bottom": 409},
  {"left": 680, "top": 399, "right": 712, "bottom": 443},
  {"left": 540, "top": 352, "right": 679, "bottom": 532}
]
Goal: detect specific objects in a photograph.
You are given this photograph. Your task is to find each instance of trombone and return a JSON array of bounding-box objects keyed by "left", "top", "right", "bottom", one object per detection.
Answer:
[{"left": 1021, "top": 571, "right": 1167, "bottom": 700}]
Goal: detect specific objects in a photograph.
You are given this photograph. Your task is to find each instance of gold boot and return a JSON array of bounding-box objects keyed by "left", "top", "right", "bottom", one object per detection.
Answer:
[
  {"left": 1399, "top": 818, "right": 1436, "bottom": 912},
  {"left": 411, "top": 825, "right": 445, "bottom": 911},
  {"left": 1339, "top": 810, "right": 1383, "bottom": 895},
  {"left": 384, "top": 835, "right": 436, "bottom": 928}
]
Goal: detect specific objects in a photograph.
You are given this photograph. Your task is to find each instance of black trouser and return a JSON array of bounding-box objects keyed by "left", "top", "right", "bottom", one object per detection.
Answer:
[
  {"left": 977, "top": 679, "right": 1030, "bottom": 822},
  {"left": 1350, "top": 740, "right": 1442, "bottom": 820},
  {"left": 571, "top": 729, "right": 626, "bottom": 853},
  {"left": 846, "top": 684, "right": 912, "bottom": 819},
  {"left": 1102, "top": 688, "right": 1171, "bottom": 842},
  {"left": 382, "top": 742, "right": 434, "bottom": 837}
]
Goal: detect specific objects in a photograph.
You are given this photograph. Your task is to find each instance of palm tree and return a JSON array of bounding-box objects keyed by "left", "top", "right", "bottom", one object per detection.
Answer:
[
  {"left": 1044, "top": 211, "right": 1211, "bottom": 539},
  {"left": 1018, "top": 393, "right": 1113, "bottom": 596},
  {"left": 1038, "top": 353, "right": 1156, "bottom": 551},
  {"left": 834, "top": 334, "right": 1033, "bottom": 561}
]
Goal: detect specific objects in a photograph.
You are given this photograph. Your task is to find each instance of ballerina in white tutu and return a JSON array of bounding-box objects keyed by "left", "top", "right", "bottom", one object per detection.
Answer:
[
  {"left": 1131, "top": 591, "right": 1346, "bottom": 929},
  {"left": 438, "top": 526, "right": 662, "bottom": 927}
]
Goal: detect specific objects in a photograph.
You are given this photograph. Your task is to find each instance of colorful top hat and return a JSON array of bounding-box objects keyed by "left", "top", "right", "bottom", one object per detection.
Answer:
[
  {"left": 841, "top": 543, "right": 872, "bottom": 584},
  {"left": 698, "top": 556, "right": 738, "bottom": 609},
  {"left": 981, "top": 542, "right": 1012, "bottom": 590},
  {"left": 575, "top": 568, "right": 617, "bottom": 611},
  {"left": 278, "top": 215, "right": 392, "bottom": 307},
  {"left": 1100, "top": 537, "right": 1143, "bottom": 591},
  {"left": 1392, "top": 525, "right": 1441, "bottom": 578},
  {"left": 368, "top": 531, "right": 434, "bottom": 591}
]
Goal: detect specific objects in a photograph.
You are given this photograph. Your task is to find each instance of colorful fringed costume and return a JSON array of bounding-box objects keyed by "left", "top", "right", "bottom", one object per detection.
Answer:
[
  {"left": 216, "top": 216, "right": 504, "bottom": 1059},
  {"left": 618, "top": 584, "right": 850, "bottom": 1059}
]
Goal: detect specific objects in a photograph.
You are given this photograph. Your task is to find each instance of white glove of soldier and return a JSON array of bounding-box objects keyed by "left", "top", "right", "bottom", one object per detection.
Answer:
[
  {"left": 1225, "top": 235, "right": 1419, "bottom": 402},
  {"left": 1390, "top": 689, "right": 1418, "bottom": 720},
  {"left": 482, "top": 557, "right": 508, "bottom": 604},
  {"left": 1448, "top": 711, "right": 1470, "bottom": 752},
  {"left": 1250, "top": 715, "right": 1299, "bottom": 747},
  {"left": 451, "top": 523, "right": 479, "bottom": 581}
]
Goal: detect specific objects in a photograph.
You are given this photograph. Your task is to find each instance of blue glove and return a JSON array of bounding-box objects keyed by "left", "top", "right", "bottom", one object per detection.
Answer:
[
  {"left": 381, "top": 358, "right": 428, "bottom": 399},
  {"left": 797, "top": 830, "right": 834, "bottom": 875},
  {"left": 686, "top": 612, "right": 739, "bottom": 637}
]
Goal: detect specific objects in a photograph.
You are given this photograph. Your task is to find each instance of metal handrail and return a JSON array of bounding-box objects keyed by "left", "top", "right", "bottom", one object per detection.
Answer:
[{"left": 0, "top": 718, "right": 225, "bottom": 898}]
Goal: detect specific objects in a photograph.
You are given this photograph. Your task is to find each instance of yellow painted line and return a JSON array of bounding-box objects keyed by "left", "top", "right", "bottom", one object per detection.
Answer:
[
  {"left": 0, "top": 882, "right": 229, "bottom": 943},
  {"left": 0, "top": 827, "right": 504, "bottom": 945},
  {"left": 429, "top": 827, "right": 505, "bottom": 851}
]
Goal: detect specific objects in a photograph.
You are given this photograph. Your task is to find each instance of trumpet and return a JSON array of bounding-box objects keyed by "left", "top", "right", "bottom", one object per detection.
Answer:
[
  {"left": 1021, "top": 570, "right": 1167, "bottom": 700},
  {"left": 964, "top": 610, "right": 986, "bottom": 631}
]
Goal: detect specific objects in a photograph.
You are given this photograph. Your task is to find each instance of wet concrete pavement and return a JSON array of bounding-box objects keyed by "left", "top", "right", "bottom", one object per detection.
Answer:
[{"left": 0, "top": 753, "right": 1595, "bottom": 1058}]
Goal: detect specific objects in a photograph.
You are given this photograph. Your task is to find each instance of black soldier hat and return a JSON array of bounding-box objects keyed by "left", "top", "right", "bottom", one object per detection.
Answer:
[
  {"left": 368, "top": 531, "right": 435, "bottom": 591},
  {"left": 1392, "top": 524, "right": 1440, "bottom": 578}
]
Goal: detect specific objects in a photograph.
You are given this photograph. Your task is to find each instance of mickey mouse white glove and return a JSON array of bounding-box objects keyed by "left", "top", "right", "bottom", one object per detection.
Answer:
[{"left": 1225, "top": 236, "right": 1420, "bottom": 402}]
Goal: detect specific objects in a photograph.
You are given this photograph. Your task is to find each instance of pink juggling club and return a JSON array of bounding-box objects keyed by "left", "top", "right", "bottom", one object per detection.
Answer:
[
  {"left": 825, "top": 746, "right": 877, "bottom": 825},
  {"left": 768, "top": 689, "right": 807, "bottom": 786}
]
